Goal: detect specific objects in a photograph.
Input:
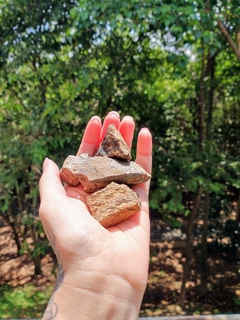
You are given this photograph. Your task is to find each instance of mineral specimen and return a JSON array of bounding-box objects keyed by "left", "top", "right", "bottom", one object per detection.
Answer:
[
  {"left": 86, "top": 182, "right": 141, "bottom": 228},
  {"left": 60, "top": 153, "right": 151, "bottom": 193},
  {"left": 60, "top": 123, "right": 151, "bottom": 227},
  {"left": 95, "top": 124, "right": 132, "bottom": 160}
]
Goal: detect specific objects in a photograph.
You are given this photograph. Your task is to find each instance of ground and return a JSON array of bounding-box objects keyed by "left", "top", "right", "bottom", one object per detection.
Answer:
[{"left": 0, "top": 217, "right": 240, "bottom": 317}]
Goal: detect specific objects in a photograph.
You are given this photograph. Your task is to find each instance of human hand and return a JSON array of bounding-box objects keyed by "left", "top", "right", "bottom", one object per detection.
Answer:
[{"left": 39, "top": 111, "right": 152, "bottom": 320}]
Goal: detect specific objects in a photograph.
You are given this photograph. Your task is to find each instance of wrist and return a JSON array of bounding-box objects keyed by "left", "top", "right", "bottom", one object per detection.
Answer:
[{"left": 43, "top": 270, "right": 143, "bottom": 320}]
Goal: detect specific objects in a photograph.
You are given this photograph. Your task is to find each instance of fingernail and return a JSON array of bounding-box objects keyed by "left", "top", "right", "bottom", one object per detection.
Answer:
[
  {"left": 141, "top": 127, "right": 150, "bottom": 131},
  {"left": 91, "top": 116, "right": 101, "bottom": 123},
  {"left": 122, "top": 115, "right": 134, "bottom": 121},
  {"left": 108, "top": 111, "right": 120, "bottom": 117},
  {"left": 43, "top": 157, "right": 49, "bottom": 170}
]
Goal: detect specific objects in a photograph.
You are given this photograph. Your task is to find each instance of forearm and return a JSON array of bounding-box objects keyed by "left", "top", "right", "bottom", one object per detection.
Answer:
[{"left": 42, "top": 270, "right": 143, "bottom": 320}]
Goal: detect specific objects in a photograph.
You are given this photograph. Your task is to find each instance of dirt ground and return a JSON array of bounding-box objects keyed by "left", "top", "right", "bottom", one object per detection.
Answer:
[
  {"left": 141, "top": 239, "right": 240, "bottom": 317},
  {"left": 1, "top": 217, "right": 240, "bottom": 317},
  {"left": 0, "top": 221, "right": 56, "bottom": 289}
]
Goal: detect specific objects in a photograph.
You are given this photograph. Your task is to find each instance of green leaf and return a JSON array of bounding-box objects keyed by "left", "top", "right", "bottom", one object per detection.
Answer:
[{"left": 70, "top": 8, "right": 78, "bottom": 20}]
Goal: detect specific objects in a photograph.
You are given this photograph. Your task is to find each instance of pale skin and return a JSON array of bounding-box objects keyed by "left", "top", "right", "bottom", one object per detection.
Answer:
[{"left": 39, "top": 111, "right": 152, "bottom": 320}]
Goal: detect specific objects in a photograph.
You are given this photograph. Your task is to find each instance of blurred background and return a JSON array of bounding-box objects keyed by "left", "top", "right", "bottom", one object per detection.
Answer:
[{"left": 0, "top": 0, "right": 240, "bottom": 317}]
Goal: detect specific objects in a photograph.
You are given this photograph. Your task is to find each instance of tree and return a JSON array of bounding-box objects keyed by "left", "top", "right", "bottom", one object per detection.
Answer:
[{"left": 0, "top": 1, "right": 240, "bottom": 311}]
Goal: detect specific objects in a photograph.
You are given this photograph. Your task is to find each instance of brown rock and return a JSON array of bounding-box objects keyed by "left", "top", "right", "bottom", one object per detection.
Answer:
[
  {"left": 86, "top": 182, "right": 141, "bottom": 227},
  {"left": 95, "top": 124, "right": 131, "bottom": 160},
  {"left": 60, "top": 153, "right": 151, "bottom": 192}
]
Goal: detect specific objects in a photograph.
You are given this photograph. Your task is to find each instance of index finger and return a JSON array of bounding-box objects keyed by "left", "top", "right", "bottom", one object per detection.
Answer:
[{"left": 77, "top": 116, "right": 101, "bottom": 156}]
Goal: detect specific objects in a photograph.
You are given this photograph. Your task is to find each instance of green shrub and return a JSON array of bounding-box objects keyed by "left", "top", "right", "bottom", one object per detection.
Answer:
[{"left": 0, "top": 284, "right": 53, "bottom": 318}]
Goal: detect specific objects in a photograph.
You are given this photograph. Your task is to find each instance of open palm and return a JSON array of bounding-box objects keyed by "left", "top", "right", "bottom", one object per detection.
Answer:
[{"left": 39, "top": 111, "right": 152, "bottom": 320}]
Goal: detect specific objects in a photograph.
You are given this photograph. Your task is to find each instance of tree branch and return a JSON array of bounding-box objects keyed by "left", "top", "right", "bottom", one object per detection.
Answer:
[
  {"left": 217, "top": 20, "right": 240, "bottom": 63},
  {"left": 6, "top": 80, "right": 28, "bottom": 111}
]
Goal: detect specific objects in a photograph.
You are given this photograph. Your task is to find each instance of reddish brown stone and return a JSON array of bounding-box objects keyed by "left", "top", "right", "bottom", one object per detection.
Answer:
[
  {"left": 95, "top": 124, "right": 131, "bottom": 160},
  {"left": 86, "top": 182, "right": 141, "bottom": 228},
  {"left": 60, "top": 153, "right": 151, "bottom": 192}
]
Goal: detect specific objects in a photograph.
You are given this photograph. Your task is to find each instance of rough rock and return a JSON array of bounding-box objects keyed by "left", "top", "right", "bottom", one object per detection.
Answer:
[
  {"left": 95, "top": 124, "right": 132, "bottom": 160},
  {"left": 60, "top": 153, "right": 151, "bottom": 193},
  {"left": 86, "top": 182, "right": 141, "bottom": 228},
  {"left": 60, "top": 123, "right": 151, "bottom": 228}
]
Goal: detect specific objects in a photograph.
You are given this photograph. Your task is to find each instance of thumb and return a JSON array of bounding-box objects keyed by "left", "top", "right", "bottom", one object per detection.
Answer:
[{"left": 39, "top": 157, "right": 66, "bottom": 208}]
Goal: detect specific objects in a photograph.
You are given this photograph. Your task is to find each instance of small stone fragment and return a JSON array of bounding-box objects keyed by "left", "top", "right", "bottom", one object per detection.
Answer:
[
  {"left": 60, "top": 153, "right": 151, "bottom": 192},
  {"left": 60, "top": 153, "right": 89, "bottom": 187},
  {"left": 86, "top": 182, "right": 141, "bottom": 228},
  {"left": 95, "top": 124, "right": 132, "bottom": 160}
]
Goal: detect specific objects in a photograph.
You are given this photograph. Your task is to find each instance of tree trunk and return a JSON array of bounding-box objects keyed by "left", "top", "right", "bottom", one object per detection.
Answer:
[
  {"left": 178, "top": 188, "right": 203, "bottom": 306},
  {"left": 30, "top": 223, "right": 44, "bottom": 275},
  {"left": 199, "top": 191, "right": 210, "bottom": 297},
  {"left": 217, "top": 20, "right": 240, "bottom": 63},
  {"left": 199, "top": 52, "right": 216, "bottom": 297},
  {"left": 232, "top": 189, "right": 240, "bottom": 260},
  {"left": 4, "top": 213, "right": 22, "bottom": 255},
  {"left": 199, "top": 46, "right": 205, "bottom": 148},
  {"left": 33, "top": 255, "right": 42, "bottom": 276},
  {"left": 179, "top": 42, "right": 207, "bottom": 306}
]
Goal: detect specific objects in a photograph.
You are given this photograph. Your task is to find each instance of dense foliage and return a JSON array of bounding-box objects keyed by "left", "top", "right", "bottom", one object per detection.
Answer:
[
  {"left": 0, "top": 284, "right": 53, "bottom": 318},
  {"left": 0, "top": 0, "right": 240, "bottom": 313}
]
